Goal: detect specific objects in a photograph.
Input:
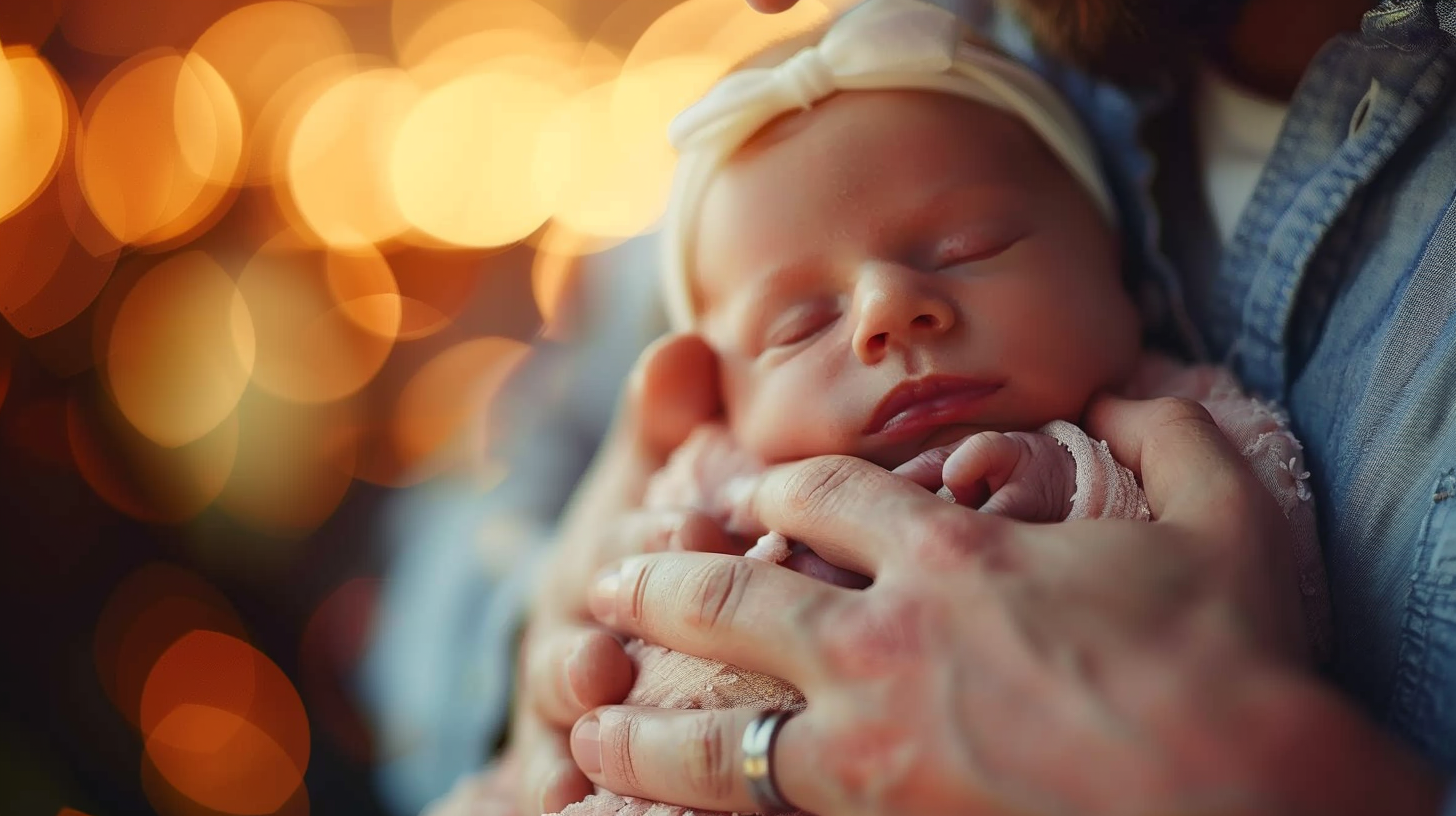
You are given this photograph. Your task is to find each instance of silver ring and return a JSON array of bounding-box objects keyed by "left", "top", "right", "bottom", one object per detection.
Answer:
[{"left": 742, "top": 709, "right": 797, "bottom": 814}]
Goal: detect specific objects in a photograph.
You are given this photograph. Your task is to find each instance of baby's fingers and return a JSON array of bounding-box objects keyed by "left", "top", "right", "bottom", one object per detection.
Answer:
[
  {"left": 942, "top": 431, "right": 1024, "bottom": 506},
  {"left": 891, "top": 435, "right": 972, "bottom": 489}
]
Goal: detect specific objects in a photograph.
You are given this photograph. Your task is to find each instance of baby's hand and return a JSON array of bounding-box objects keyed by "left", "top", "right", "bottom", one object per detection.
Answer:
[{"left": 939, "top": 431, "right": 1076, "bottom": 522}]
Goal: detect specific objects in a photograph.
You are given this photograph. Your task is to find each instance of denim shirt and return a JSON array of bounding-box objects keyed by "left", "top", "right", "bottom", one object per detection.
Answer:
[{"left": 1009, "top": 0, "right": 1456, "bottom": 804}]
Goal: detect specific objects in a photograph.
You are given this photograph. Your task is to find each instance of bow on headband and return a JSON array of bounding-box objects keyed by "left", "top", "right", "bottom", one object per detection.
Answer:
[
  {"left": 659, "top": 0, "right": 1115, "bottom": 329},
  {"left": 668, "top": 0, "right": 960, "bottom": 150}
]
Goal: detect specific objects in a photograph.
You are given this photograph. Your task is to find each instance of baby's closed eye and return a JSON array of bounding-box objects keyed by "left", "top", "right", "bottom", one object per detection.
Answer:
[
  {"left": 763, "top": 300, "right": 839, "bottom": 349},
  {"left": 928, "top": 229, "right": 1025, "bottom": 272}
]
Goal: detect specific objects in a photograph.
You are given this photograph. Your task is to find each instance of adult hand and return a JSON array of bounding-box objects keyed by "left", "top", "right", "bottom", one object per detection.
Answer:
[
  {"left": 506, "top": 333, "right": 734, "bottom": 815},
  {"left": 572, "top": 396, "right": 1446, "bottom": 815}
]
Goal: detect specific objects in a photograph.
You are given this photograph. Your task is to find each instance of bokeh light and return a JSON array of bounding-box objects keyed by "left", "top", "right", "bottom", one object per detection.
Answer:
[
  {"left": 395, "top": 0, "right": 576, "bottom": 72},
  {"left": 249, "top": 54, "right": 362, "bottom": 189},
  {"left": 93, "top": 563, "right": 250, "bottom": 730},
  {"left": 68, "top": 381, "right": 241, "bottom": 523},
  {"left": 141, "top": 748, "right": 311, "bottom": 816},
  {"left": 379, "top": 246, "right": 487, "bottom": 341},
  {"left": 284, "top": 67, "right": 417, "bottom": 248},
  {"left": 533, "top": 53, "right": 727, "bottom": 239},
  {"left": 2, "top": 1, "right": 872, "bottom": 812},
  {"left": 621, "top": 0, "right": 832, "bottom": 70},
  {"left": 0, "top": 2, "right": 67, "bottom": 48},
  {"left": 392, "top": 68, "right": 566, "bottom": 247},
  {"left": 190, "top": 2, "right": 355, "bottom": 186},
  {"left": 0, "top": 46, "right": 68, "bottom": 223},
  {"left": 140, "top": 630, "right": 310, "bottom": 814},
  {"left": 299, "top": 578, "right": 378, "bottom": 761},
  {"left": 237, "top": 231, "right": 397, "bottom": 404},
  {"left": 215, "top": 390, "right": 358, "bottom": 533},
  {"left": 394, "top": 337, "right": 530, "bottom": 478},
  {"left": 530, "top": 224, "right": 594, "bottom": 339},
  {"left": 61, "top": 0, "right": 248, "bottom": 57},
  {"left": 0, "top": 173, "right": 120, "bottom": 338},
  {"left": 76, "top": 49, "right": 243, "bottom": 247},
  {"left": 104, "top": 251, "right": 255, "bottom": 447}
]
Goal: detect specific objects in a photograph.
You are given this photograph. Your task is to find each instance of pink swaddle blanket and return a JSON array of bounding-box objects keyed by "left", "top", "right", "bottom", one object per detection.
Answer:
[{"left": 428, "top": 353, "right": 1328, "bottom": 816}]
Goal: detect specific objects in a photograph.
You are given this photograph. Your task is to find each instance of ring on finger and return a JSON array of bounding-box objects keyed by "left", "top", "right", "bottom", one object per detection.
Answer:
[{"left": 742, "top": 709, "right": 797, "bottom": 814}]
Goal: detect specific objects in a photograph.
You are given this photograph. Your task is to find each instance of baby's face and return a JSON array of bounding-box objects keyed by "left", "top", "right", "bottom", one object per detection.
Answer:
[{"left": 692, "top": 90, "right": 1141, "bottom": 469}]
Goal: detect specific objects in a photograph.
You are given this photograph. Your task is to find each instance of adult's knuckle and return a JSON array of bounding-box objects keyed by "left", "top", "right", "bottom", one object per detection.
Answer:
[
  {"left": 622, "top": 558, "right": 659, "bottom": 627},
  {"left": 683, "top": 713, "right": 737, "bottom": 801},
  {"left": 906, "top": 509, "right": 981, "bottom": 567},
  {"left": 681, "top": 558, "right": 754, "bottom": 634},
  {"left": 817, "top": 591, "right": 934, "bottom": 678},
  {"left": 600, "top": 711, "right": 645, "bottom": 793},
  {"left": 783, "top": 455, "right": 860, "bottom": 521}
]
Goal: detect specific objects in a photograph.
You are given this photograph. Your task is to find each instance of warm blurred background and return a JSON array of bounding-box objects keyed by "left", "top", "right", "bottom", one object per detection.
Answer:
[{"left": 0, "top": 1, "right": 843, "bottom": 814}]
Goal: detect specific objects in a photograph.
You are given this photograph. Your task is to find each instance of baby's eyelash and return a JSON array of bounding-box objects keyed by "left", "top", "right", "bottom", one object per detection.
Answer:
[
  {"left": 763, "top": 304, "right": 836, "bottom": 350},
  {"left": 933, "top": 234, "right": 1018, "bottom": 269}
]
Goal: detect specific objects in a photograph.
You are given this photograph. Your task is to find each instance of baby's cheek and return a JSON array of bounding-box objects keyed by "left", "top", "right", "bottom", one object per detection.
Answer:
[{"left": 734, "top": 382, "right": 858, "bottom": 464}]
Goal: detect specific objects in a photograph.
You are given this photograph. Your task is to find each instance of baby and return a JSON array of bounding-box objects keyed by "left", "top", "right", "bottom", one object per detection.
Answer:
[{"left": 437, "top": 1, "right": 1329, "bottom": 814}]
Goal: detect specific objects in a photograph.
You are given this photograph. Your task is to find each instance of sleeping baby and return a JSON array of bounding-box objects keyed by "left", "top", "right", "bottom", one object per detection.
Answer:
[{"left": 432, "top": 1, "right": 1329, "bottom": 814}]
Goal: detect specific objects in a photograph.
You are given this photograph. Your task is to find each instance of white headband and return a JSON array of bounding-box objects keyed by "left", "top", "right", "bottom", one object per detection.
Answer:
[{"left": 659, "top": 0, "right": 1114, "bottom": 330}]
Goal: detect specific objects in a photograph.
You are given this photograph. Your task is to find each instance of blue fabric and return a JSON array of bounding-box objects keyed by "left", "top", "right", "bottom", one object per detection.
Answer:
[
  {"left": 1194, "top": 0, "right": 1456, "bottom": 758},
  {"left": 1030, "top": 0, "right": 1456, "bottom": 770},
  {"left": 362, "top": 1, "right": 1456, "bottom": 811}
]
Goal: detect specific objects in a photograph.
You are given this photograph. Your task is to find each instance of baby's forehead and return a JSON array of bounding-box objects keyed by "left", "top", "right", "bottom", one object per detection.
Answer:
[{"left": 690, "top": 90, "right": 1052, "bottom": 283}]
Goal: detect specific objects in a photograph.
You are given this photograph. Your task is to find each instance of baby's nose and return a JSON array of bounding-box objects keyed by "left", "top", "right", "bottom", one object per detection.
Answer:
[{"left": 851, "top": 266, "right": 956, "bottom": 364}]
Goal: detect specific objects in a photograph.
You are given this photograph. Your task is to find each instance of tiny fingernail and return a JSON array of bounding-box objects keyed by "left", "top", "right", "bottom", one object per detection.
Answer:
[
  {"left": 571, "top": 716, "right": 602, "bottom": 777},
  {"left": 589, "top": 566, "right": 621, "bottom": 625}
]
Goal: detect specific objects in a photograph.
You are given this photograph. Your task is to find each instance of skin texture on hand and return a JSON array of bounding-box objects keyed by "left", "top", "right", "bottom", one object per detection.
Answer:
[
  {"left": 501, "top": 334, "right": 735, "bottom": 815},
  {"left": 571, "top": 395, "right": 1446, "bottom": 816}
]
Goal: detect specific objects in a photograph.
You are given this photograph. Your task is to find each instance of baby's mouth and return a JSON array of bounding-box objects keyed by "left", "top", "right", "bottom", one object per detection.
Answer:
[{"left": 781, "top": 542, "right": 872, "bottom": 589}]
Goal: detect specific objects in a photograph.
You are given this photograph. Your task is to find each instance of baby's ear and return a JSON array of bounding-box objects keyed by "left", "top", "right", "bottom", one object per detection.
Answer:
[{"left": 627, "top": 333, "right": 724, "bottom": 464}]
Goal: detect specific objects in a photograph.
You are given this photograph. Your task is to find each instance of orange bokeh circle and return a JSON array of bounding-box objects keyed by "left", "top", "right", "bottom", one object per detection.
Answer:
[
  {"left": 395, "top": 0, "right": 576, "bottom": 71},
  {"left": 0, "top": 46, "right": 69, "bottom": 223},
  {"left": 191, "top": 2, "right": 355, "bottom": 186},
  {"left": 61, "top": 0, "right": 249, "bottom": 57},
  {"left": 93, "top": 563, "right": 249, "bottom": 730},
  {"left": 393, "top": 336, "right": 530, "bottom": 478},
  {"left": 68, "top": 382, "right": 241, "bottom": 524},
  {"left": 0, "top": 171, "right": 120, "bottom": 339},
  {"left": 298, "top": 577, "right": 378, "bottom": 761},
  {"left": 236, "top": 231, "right": 398, "bottom": 404},
  {"left": 392, "top": 68, "right": 565, "bottom": 248},
  {"left": 284, "top": 67, "right": 418, "bottom": 248},
  {"left": 141, "top": 630, "right": 309, "bottom": 815},
  {"left": 105, "top": 251, "right": 255, "bottom": 447},
  {"left": 215, "top": 389, "right": 359, "bottom": 534},
  {"left": 76, "top": 49, "right": 244, "bottom": 248}
]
